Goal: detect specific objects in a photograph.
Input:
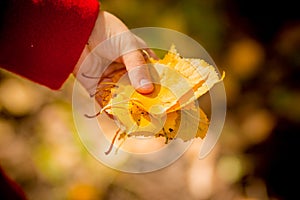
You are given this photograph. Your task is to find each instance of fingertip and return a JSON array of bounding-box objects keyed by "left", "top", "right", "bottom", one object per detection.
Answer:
[{"left": 136, "top": 79, "right": 154, "bottom": 94}]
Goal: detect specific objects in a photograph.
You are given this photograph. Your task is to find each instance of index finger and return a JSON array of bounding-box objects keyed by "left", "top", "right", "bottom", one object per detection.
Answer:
[{"left": 121, "top": 50, "right": 154, "bottom": 94}]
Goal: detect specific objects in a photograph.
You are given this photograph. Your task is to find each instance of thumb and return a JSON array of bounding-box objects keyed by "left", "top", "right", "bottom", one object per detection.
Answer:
[{"left": 122, "top": 50, "right": 154, "bottom": 94}]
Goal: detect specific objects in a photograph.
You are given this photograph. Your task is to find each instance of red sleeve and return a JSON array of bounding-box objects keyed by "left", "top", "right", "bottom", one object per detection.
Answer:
[
  {"left": 0, "top": 166, "right": 27, "bottom": 200},
  {"left": 0, "top": 0, "right": 100, "bottom": 90}
]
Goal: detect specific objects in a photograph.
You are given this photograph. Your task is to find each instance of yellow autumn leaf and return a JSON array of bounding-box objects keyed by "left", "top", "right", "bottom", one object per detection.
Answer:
[
  {"left": 155, "top": 104, "right": 209, "bottom": 143},
  {"left": 93, "top": 44, "right": 223, "bottom": 154},
  {"left": 149, "top": 44, "right": 224, "bottom": 111}
]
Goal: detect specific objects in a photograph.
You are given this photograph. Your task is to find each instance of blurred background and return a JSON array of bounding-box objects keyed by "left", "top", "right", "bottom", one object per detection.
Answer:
[{"left": 0, "top": 0, "right": 299, "bottom": 199}]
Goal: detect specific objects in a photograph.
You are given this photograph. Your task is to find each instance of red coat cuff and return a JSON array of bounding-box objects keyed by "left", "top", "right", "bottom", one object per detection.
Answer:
[{"left": 0, "top": 0, "right": 100, "bottom": 90}]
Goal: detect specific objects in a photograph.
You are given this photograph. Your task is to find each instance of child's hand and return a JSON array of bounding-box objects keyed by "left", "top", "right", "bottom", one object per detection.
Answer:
[{"left": 73, "top": 11, "right": 156, "bottom": 95}]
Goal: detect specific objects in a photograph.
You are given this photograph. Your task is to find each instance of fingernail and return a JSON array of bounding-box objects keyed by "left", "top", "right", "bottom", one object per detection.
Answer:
[
  {"left": 138, "top": 79, "right": 154, "bottom": 94},
  {"left": 140, "top": 79, "right": 151, "bottom": 87}
]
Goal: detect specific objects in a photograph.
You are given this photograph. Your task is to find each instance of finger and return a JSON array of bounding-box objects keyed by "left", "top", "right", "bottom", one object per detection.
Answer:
[
  {"left": 121, "top": 50, "right": 154, "bottom": 94},
  {"left": 142, "top": 48, "right": 159, "bottom": 60},
  {"left": 133, "top": 35, "right": 159, "bottom": 60}
]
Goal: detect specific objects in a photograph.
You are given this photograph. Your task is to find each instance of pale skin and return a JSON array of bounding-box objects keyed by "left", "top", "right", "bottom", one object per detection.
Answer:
[{"left": 73, "top": 11, "right": 157, "bottom": 94}]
